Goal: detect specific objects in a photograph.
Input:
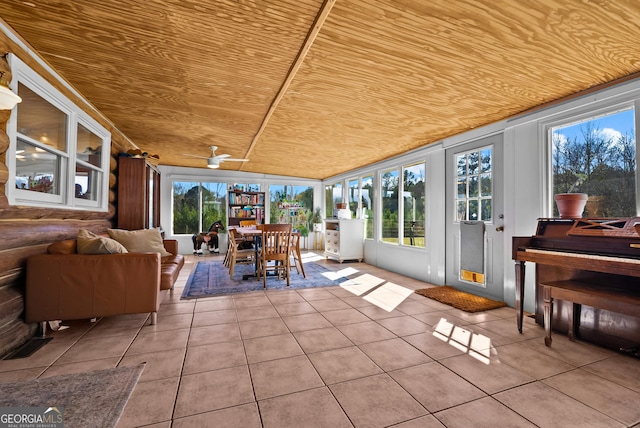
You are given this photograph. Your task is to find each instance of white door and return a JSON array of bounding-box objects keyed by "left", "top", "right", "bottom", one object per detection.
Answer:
[{"left": 445, "top": 134, "right": 505, "bottom": 301}]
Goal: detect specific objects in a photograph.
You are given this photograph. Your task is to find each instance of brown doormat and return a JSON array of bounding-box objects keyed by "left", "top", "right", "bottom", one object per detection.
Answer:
[{"left": 415, "top": 286, "right": 507, "bottom": 312}]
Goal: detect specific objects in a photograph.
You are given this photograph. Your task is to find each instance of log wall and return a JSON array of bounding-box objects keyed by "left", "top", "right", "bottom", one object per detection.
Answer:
[{"left": 0, "top": 34, "right": 137, "bottom": 357}]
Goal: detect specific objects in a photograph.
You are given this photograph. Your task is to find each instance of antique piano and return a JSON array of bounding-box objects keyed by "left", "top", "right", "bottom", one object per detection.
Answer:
[{"left": 513, "top": 218, "right": 640, "bottom": 353}]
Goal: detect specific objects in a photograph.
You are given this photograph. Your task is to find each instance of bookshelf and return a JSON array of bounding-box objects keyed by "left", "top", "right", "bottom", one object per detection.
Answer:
[{"left": 227, "top": 190, "right": 265, "bottom": 226}]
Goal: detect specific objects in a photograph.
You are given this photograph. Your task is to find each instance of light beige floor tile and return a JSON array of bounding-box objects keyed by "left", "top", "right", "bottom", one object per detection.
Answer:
[
  {"left": 296, "top": 288, "right": 337, "bottom": 301},
  {"left": 377, "top": 315, "right": 430, "bottom": 336},
  {"left": 582, "top": 355, "right": 640, "bottom": 393},
  {"left": 273, "top": 301, "right": 318, "bottom": 317},
  {"left": 182, "top": 341, "right": 246, "bottom": 375},
  {"left": 266, "top": 291, "right": 307, "bottom": 305},
  {"left": 309, "top": 298, "right": 352, "bottom": 312},
  {"left": 520, "top": 336, "right": 616, "bottom": 367},
  {"left": 342, "top": 296, "right": 376, "bottom": 308},
  {"left": 281, "top": 313, "right": 332, "bottom": 332},
  {"left": 330, "top": 373, "right": 427, "bottom": 427},
  {"left": 236, "top": 305, "right": 280, "bottom": 322},
  {"left": 434, "top": 396, "right": 536, "bottom": 427},
  {"left": 259, "top": 387, "right": 352, "bottom": 428},
  {"left": 494, "top": 381, "right": 624, "bottom": 427},
  {"left": 336, "top": 320, "right": 396, "bottom": 344},
  {"left": 249, "top": 355, "right": 324, "bottom": 400},
  {"left": 442, "top": 308, "right": 504, "bottom": 324},
  {"left": 326, "top": 287, "right": 357, "bottom": 299},
  {"left": 307, "top": 346, "right": 383, "bottom": 384},
  {"left": 410, "top": 311, "right": 470, "bottom": 327},
  {"left": 174, "top": 366, "right": 254, "bottom": 418},
  {"left": 143, "top": 313, "right": 194, "bottom": 332},
  {"left": 233, "top": 294, "right": 273, "bottom": 308},
  {"left": 192, "top": 309, "right": 236, "bottom": 326},
  {"left": 243, "top": 333, "right": 304, "bottom": 364},
  {"left": 358, "top": 338, "right": 432, "bottom": 371},
  {"left": 238, "top": 317, "right": 289, "bottom": 339},
  {"left": 356, "top": 305, "right": 405, "bottom": 320},
  {"left": 172, "top": 403, "right": 261, "bottom": 428},
  {"left": 158, "top": 301, "right": 196, "bottom": 316},
  {"left": 403, "top": 332, "right": 466, "bottom": 360},
  {"left": 187, "top": 323, "right": 241, "bottom": 346},
  {"left": 394, "top": 300, "right": 434, "bottom": 315},
  {"left": 476, "top": 318, "right": 545, "bottom": 343},
  {"left": 42, "top": 357, "right": 120, "bottom": 378},
  {"left": 193, "top": 297, "right": 235, "bottom": 312},
  {"left": 439, "top": 352, "right": 534, "bottom": 394},
  {"left": 128, "top": 328, "right": 190, "bottom": 354},
  {"left": 543, "top": 368, "right": 640, "bottom": 426},
  {"left": 392, "top": 415, "right": 445, "bottom": 428},
  {"left": 56, "top": 335, "right": 135, "bottom": 364},
  {"left": 322, "top": 308, "right": 370, "bottom": 325},
  {"left": 495, "top": 342, "right": 575, "bottom": 379},
  {"left": 0, "top": 341, "right": 73, "bottom": 373},
  {"left": 117, "top": 377, "right": 180, "bottom": 428},
  {"left": 390, "top": 362, "right": 486, "bottom": 412},
  {"left": 293, "top": 327, "right": 353, "bottom": 354},
  {"left": 0, "top": 368, "right": 46, "bottom": 383},
  {"left": 120, "top": 348, "right": 186, "bottom": 382}
]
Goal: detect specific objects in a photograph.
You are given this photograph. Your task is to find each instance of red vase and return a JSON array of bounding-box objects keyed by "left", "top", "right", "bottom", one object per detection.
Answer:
[{"left": 554, "top": 193, "right": 588, "bottom": 219}]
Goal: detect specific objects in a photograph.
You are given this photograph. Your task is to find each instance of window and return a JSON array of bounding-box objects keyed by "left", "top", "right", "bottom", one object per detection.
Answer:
[
  {"left": 325, "top": 182, "right": 342, "bottom": 215},
  {"left": 270, "top": 184, "right": 314, "bottom": 233},
  {"left": 9, "top": 56, "right": 110, "bottom": 210},
  {"left": 361, "top": 175, "right": 374, "bottom": 239},
  {"left": 348, "top": 178, "right": 359, "bottom": 218},
  {"left": 381, "top": 168, "right": 399, "bottom": 244},
  {"left": 551, "top": 108, "right": 636, "bottom": 217},
  {"left": 403, "top": 162, "right": 425, "bottom": 247},
  {"left": 172, "top": 181, "right": 226, "bottom": 234},
  {"left": 455, "top": 147, "right": 492, "bottom": 222}
]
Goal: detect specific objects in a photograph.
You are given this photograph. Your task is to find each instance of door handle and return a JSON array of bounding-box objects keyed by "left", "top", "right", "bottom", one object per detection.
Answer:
[{"left": 496, "top": 225, "right": 504, "bottom": 232}]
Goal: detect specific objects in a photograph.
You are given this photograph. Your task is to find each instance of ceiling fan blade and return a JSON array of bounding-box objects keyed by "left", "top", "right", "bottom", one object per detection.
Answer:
[
  {"left": 183, "top": 154, "right": 209, "bottom": 159},
  {"left": 220, "top": 158, "right": 249, "bottom": 162}
]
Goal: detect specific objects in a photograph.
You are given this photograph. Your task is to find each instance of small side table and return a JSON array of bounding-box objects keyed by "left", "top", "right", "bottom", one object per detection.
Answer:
[{"left": 314, "top": 230, "right": 323, "bottom": 250}]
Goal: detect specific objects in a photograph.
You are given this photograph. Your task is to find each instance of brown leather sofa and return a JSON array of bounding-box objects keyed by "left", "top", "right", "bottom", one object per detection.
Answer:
[{"left": 25, "top": 238, "right": 184, "bottom": 330}]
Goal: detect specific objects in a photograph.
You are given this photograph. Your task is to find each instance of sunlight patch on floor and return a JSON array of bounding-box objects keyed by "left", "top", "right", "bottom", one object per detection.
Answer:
[
  {"left": 300, "top": 252, "right": 325, "bottom": 263},
  {"left": 433, "top": 318, "right": 492, "bottom": 364},
  {"left": 338, "top": 273, "right": 385, "bottom": 296},
  {"left": 362, "top": 281, "right": 414, "bottom": 311},
  {"left": 321, "top": 267, "right": 360, "bottom": 282}
]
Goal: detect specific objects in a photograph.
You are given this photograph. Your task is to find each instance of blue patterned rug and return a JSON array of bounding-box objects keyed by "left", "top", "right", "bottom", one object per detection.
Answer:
[{"left": 181, "top": 260, "right": 346, "bottom": 299}]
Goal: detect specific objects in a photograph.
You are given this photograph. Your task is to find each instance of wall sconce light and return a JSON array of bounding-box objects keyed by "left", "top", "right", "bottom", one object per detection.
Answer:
[{"left": 0, "top": 53, "right": 22, "bottom": 110}]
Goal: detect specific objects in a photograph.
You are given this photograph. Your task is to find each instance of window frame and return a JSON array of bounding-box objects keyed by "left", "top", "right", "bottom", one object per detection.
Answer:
[{"left": 6, "top": 55, "right": 111, "bottom": 211}]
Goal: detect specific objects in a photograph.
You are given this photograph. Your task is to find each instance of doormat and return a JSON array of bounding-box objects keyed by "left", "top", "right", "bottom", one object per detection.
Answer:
[
  {"left": 181, "top": 260, "right": 346, "bottom": 299},
  {"left": 0, "top": 363, "right": 145, "bottom": 428},
  {"left": 415, "top": 285, "right": 507, "bottom": 312}
]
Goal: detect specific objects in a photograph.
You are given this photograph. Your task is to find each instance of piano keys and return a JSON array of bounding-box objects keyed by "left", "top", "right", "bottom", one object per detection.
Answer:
[{"left": 513, "top": 217, "right": 640, "bottom": 352}]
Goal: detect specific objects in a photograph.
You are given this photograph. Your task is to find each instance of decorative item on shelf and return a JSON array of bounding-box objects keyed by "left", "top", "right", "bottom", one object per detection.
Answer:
[
  {"left": 554, "top": 193, "right": 588, "bottom": 219},
  {"left": 0, "top": 54, "right": 22, "bottom": 110}
]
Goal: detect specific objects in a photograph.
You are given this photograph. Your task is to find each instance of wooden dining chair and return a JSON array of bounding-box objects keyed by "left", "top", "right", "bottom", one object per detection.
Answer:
[
  {"left": 289, "top": 232, "right": 306, "bottom": 278},
  {"left": 227, "top": 228, "right": 256, "bottom": 278},
  {"left": 257, "top": 223, "right": 292, "bottom": 288},
  {"left": 239, "top": 220, "right": 257, "bottom": 227}
]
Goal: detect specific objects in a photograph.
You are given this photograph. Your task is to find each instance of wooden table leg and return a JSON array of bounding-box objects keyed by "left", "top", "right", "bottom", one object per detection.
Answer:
[
  {"left": 515, "top": 260, "right": 526, "bottom": 333},
  {"left": 543, "top": 285, "right": 553, "bottom": 346}
]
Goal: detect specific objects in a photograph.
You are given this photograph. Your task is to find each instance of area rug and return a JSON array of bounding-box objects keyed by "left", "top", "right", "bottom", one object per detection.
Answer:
[
  {"left": 181, "top": 260, "right": 345, "bottom": 299},
  {"left": 415, "top": 285, "right": 507, "bottom": 312},
  {"left": 0, "top": 363, "right": 145, "bottom": 428}
]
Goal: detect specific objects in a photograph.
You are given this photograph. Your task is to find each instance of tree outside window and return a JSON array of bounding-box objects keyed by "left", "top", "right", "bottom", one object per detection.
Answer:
[
  {"left": 362, "top": 175, "right": 374, "bottom": 239},
  {"left": 403, "top": 162, "right": 425, "bottom": 247},
  {"left": 172, "top": 181, "right": 226, "bottom": 234},
  {"left": 381, "top": 169, "right": 399, "bottom": 243}
]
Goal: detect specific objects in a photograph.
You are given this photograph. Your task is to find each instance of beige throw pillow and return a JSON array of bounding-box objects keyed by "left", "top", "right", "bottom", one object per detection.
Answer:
[
  {"left": 77, "top": 229, "right": 128, "bottom": 254},
  {"left": 107, "top": 228, "right": 171, "bottom": 257}
]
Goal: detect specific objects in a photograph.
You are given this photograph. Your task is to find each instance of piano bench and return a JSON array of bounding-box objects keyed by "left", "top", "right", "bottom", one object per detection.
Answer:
[{"left": 541, "top": 280, "right": 640, "bottom": 347}]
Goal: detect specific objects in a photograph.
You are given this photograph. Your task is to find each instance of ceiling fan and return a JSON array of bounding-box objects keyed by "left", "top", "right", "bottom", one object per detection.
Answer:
[{"left": 185, "top": 146, "right": 249, "bottom": 169}]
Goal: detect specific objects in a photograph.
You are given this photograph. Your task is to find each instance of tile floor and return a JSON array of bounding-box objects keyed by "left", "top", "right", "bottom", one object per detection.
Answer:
[{"left": 1, "top": 253, "right": 639, "bottom": 427}]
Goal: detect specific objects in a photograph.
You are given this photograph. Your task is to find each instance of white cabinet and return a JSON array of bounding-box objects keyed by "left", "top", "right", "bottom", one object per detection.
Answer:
[{"left": 324, "top": 219, "right": 365, "bottom": 262}]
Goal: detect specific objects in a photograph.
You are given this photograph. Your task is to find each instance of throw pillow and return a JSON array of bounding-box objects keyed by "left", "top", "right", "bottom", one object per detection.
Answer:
[
  {"left": 77, "top": 229, "right": 128, "bottom": 254},
  {"left": 107, "top": 228, "right": 172, "bottom": 257}
]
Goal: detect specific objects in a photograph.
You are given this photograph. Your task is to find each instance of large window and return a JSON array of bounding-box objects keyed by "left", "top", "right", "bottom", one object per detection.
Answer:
[
  {"left": 9, "top": 57, "right": 110, "bottom": 210},
  {"left": 455, "top": 147, "right": 492, "bottom": 222},
  {"left": 362, "top": 175, "right": 374, "bottom": 239},
  {"left": 551, "top": 108, "right": 636, "bottom": 217},
  {"left": 270, "top": 185, "right": 313, "bottom": 234},
  {"left": 403, "top": 162, "right": 425, "bottom": 247},
  {"left": 348, "top": 178, "right": 359, "bottom": 218},
  {"left": 325, "top": 182, "right": 342, "bottom": 216},
  {"left": 172, "top": 181, "right": 226, "bottom": 234},
  {"left": 381, "top": 168, "right": 399, "bottom": 243}
]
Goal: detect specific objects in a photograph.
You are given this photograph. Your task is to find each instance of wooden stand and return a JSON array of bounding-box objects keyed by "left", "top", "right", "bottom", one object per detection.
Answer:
[{"left": 314, "top": 230, "right": 322, "bottom": 250}]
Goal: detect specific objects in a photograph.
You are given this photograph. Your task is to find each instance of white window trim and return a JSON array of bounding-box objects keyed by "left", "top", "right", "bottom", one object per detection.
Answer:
[{"left": 5, "top": 55, "right": 111, "bottom": 211}]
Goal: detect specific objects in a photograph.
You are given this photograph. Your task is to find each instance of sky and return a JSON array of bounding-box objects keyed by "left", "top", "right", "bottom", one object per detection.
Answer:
[{"left": 553, "top": 108, "right": 635, "bottom": 145}]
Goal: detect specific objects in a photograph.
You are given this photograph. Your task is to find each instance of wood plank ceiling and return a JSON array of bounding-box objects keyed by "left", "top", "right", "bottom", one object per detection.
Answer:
[{"left": 1, "top": 0, "right": 640, "bottom": 179}]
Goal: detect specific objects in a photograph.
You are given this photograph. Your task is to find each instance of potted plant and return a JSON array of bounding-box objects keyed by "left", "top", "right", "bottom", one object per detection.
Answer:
[
  {"left": 310, "top": 208, "right": 323, "bottom": 232},
  {"left": 554, "top": 193, "right": 588, "bottom": 218}
]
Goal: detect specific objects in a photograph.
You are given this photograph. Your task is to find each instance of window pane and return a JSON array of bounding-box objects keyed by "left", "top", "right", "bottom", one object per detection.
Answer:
[
  {"left": 77, "top": 124, "right": 102, "bottom": 168},
  {"left": 468, "top": 176, "right": 478, "bottom": 197},
  {"left": 480, "top": 173, "right": 492, "bottom": 196},
  {"left": 481, "top": 148, "right": 492, "bottom": 173},
  {"left": 454, "top": 146, "right": 492, "bottom": 222},
  {"left": 17, "top": 83, "right": 67, "bottom": 151},
  {"left": 172, "top": 182, "right": 200, "bottom": 234},
  {"left": 457, "top": 154, "right": 466, "bottom": 176},
  {"left": 381, "top": 169, "right": 399, "bottom": 244},
  {"left": 15, "top": 139, "right": 61, "bottom": 194},
  {"left": 468, "top": 151, "right": 479, "bottom": 175},
  {"left": 270, "top": 185, "right": 313, "bottom": 232},
  {"left": 348, "top": 178, "right": 359, "bottom": 218},
  {"left": 481, "top": 199, "right": 492, "bottom": 222},
  {"left": 74, "top": 164, "right": 99, "bottom": 201},
  {"left": 362, "top": 175, "right": 374, "bottom": 239},
  {"left": 457, "top": 179, "right": 467, "bottom": 199},
  {"left": 403, "top": 162, "right": 425, "bottom": 247},
  {"left": 551, "top": 108, "right": 636, "bottom": 217},
  {"left": 469, "top": 199, "right": 479, "bottom": 220},
  {"left": 202, "top": 182, "right": 226, "bottom": 229}
]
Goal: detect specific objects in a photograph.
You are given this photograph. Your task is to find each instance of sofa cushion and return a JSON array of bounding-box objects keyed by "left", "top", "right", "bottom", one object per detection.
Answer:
[
  {"left": 77, "top": 229, "right": 128, "bottom": 254},
  {"left": 107, "top": 228, "right": 171, "bottom": 257},
  {"left": 48, "top": 239, "right": 78, "bottom": 254}
]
